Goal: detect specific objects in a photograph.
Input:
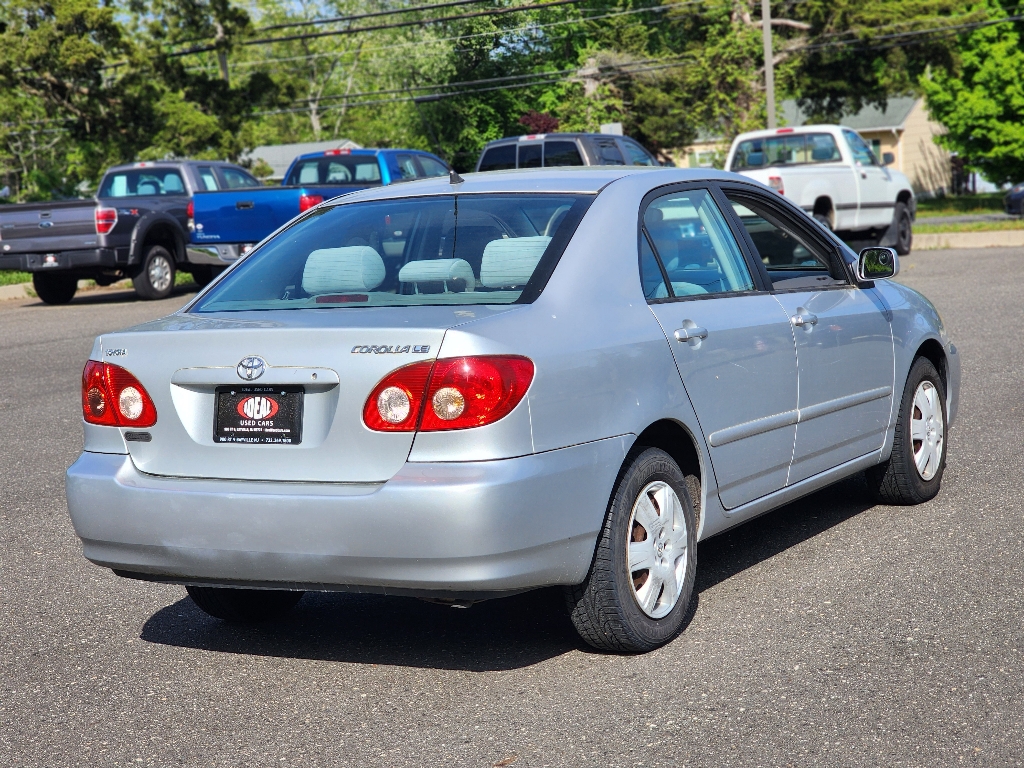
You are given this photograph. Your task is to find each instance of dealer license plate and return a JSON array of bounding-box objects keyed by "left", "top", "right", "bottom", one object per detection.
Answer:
[{"left": 214, "top": 385, "right": 303, "bottom": 445}]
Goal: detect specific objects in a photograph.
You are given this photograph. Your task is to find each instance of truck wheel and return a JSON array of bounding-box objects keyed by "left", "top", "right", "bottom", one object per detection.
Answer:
[
  {"left": 133, "top": 245, "right": 175, "bottom": 300},
  {"left": 188, "top": 265, "right": 223, "bottom": 288},
  {"left": 32, "top": 273, "right": 78, "bottom": 305},
  {"left": 892, "top": 202, "right": 913, "bottom": 255},
  {"left": 564, "top": 447, "right": 697, "bottom": 653},
  {"left": 186, "top": 585, "right": 304, "bottom": 623},
  {"left": 814, "top": 212, "right": 833, "bottom": 232}
]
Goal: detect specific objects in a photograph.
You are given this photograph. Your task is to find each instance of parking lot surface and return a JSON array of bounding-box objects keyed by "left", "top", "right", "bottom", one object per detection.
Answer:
[{"left": 1, "top": 250, "right": 1022, "bottom": 767}]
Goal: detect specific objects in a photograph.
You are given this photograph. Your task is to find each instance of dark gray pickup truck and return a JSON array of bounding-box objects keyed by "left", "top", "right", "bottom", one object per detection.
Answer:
[{"left": 0, "top": 160, "right": 261, "bottom": 304}]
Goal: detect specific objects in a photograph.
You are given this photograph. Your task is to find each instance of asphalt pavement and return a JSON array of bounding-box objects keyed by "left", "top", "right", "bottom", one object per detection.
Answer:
[{"left": 1, "top": 251, "right": 1022, "bottom": 767}]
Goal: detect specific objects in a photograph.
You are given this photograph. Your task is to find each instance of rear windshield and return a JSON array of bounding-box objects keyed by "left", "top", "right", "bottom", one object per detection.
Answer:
[
  {"left": 191, "top": 193, "right": 591, "bottom": 312},
  {"left": 730, "top": 133, "right": 841, "bottom": 170},
  {"left": 285, "top": 156, "right": 382, "bottom": 185},
  {"left": 99, "top": 169, "right": 187, "bottom": 197}
]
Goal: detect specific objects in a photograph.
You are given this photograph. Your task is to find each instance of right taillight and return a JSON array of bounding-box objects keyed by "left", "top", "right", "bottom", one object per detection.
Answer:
[
  {"left": 768, "top": 176, "right": 784, "bottom": 195},
  {"left": 362, "top": 356, "right": 534, "bottom": 433},
  {"left": 82, "top": 361, "right": 158, "bottom": 428},
  {"left": 95, "top": 207, "right": 117, "bottom": 235},
  {"left": 299, "top": 193, "right": 324, "bottom": 213}
]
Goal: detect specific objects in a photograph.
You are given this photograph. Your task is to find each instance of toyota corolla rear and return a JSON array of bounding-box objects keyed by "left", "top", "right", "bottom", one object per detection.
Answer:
[{"left": 64, "top": 186, "right": 623, "bottom": 596}]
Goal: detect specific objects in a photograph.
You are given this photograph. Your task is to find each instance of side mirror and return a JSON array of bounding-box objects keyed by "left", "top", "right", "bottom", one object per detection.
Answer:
[
  {"left": 858, "top": 247, "right": 899, "bottom": 281},
  {"left": 882, "top": 152, "right": 895, "bottom": 166}
]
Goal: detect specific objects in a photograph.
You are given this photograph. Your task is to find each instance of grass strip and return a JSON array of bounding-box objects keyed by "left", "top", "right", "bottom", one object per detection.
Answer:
[{"left": 914, "top": 220, "right": 1024, "bottom": 234}]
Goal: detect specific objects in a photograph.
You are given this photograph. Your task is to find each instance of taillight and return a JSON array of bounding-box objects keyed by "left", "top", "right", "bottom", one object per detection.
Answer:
[
  {"left": 186, "top": 200, "right": 194, "bottom": 231},
  {"left": 95, "top": 207, "right": 117, "bottom": 235},
  {"left": 363, "top": 356, "right": 534, "bottom": 433},
  {"left": 768, "top": 176, "right": 784, "bottom": 195},
  {"left": 299, "top": 193, "right": 324, "bottom": 212},
  {"left": 81, "top": 361, "right": 158, "bottom": 428}
]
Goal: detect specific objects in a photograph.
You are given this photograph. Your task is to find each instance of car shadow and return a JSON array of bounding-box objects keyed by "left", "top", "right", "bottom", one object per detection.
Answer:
[
  {"left": 138, "top": 475, "right": 876, "bottom": 670},
  {"left": 24, "top": 284, "right": 197, "bottom": 307}
]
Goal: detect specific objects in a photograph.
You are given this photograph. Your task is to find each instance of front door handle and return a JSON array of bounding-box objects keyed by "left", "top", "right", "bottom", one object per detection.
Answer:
[
  {"left": 235, "top": 201, "right": 254, "bottom": 210},
  {"left": 674, "top": 326, "right": 708, "bottom": 342},
  {"left": 791, "top": 310, "right": 818, "bottom": 327}
]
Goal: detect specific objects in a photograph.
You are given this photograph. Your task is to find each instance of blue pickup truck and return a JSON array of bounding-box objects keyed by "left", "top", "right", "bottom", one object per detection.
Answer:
[{"left": 189, "top": 148, "right": 450, "bottom": 263}]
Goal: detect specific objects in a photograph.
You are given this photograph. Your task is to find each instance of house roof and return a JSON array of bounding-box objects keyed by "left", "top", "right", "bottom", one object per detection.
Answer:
[
  {"left": 242, "top": 139, "right": 362, "bottom": 180},
  {"left": 780, "top": 96, "right": 919, "bottom": 132}
]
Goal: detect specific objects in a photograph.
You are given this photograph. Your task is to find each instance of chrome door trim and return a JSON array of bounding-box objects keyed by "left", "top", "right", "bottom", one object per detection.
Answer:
[{"left": 707, "top": 386, "right": 892, "bottom": 448}]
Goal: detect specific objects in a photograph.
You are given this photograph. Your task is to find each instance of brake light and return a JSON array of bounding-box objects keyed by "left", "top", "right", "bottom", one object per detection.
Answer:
[
  {"left": 299, "top": 193, "right": 324, "bottom": 212},
  {"left": 776, "top": 128, "right": 794, "bottom": 134},
  {"left": 95, "top": 207, "right": 117, "bottom": 235},
  {"left": 768, "top": 176, "right": 784, "bottom": 195},
  {"left": 363, "top": 356, "right": 534, "bottom": 432},
  {"left": 81, "top": 361, "right": 157, "bottom": 427},
  {"left": 186, "top": 200, "right": 194, "bottom": 231}
]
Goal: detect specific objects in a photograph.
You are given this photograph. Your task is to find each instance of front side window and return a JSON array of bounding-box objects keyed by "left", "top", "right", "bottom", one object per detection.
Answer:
[
  {"left": 641, "top": 188, "right": 754, "bottom": 298},
  {"left": 725, "top": 192, "right": 846, "bottom": 289},
  {"left": 595, "top": 139, "right": 625, "bottom": 165},
  {"left": 417, "top": 156, "right": 449, "bottom": 177},
  {"left": 478, "top": 145, "right": 516, "bottom": 172},
  {"left": 286, "top": 156, "right": 382, "bottom": 185},
  {"left": 218, "top": 167, "right": 260, "bottom": 189},
  {"left": 395, "top": 154, "right": 419, "bottom": 180},
  {"left": 544, "top": 140, "right": 583, "bottom": 167},
  {"left": 191, "top": 194, "right": 591, "bottom": 312},
  {"left": 843, "top": 129, "right": 877, "bottom": 166},
  {"left": 99, "top": 169, "right": 188, "bottom": 198}
]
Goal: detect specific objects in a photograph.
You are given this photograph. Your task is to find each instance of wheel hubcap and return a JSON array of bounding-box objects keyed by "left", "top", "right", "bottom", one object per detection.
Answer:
[
  {"left": 626, "top": 481, "right": 688, "bottom": 619},
  {"left": 911, "top": 380, "right": 943, "bottom": 480},
  {"left": 149, "top": 256, "right": 172, "bottom": 293}
]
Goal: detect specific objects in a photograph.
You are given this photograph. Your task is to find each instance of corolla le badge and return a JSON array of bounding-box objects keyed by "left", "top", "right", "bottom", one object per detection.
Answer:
[{"left": 236, "top": 356, "right": 266, "bottom": 381}]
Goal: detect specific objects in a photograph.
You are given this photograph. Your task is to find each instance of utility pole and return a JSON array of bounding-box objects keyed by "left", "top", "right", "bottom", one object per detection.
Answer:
[{"left": 762, "top": 0, "right": 776, "bottom": 129}]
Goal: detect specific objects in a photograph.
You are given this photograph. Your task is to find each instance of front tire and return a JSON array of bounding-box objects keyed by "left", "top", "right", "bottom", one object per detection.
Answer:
[
  {"left": 866, "top": 356, "right": 946, "bottom": 505},
  {"left": 32, "top": 272, "right": 78, "bottom": 305},
  {"left": 892, "top": 202, "right": 913, "bottom": 255},
  {"left": 564, "top": 447, "right": 697, "bottom": 653},
  {"left": 133, "top": 245, "right": 175, "bottom": 300},
  {"left": 186, "top": 586, "right": 304, "bottom": 623}
]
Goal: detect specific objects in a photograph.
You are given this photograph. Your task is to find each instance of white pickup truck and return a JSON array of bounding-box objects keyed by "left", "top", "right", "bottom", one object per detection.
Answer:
[{"left": 725, "top": 125, "right": 916, "bottom": 254}]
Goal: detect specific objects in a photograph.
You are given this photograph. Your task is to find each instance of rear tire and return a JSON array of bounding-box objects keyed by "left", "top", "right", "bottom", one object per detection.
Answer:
[
  {"left": 32, "top": 272, "right": 78, "bottom": 305},
  {"left": 866, "top": 356, "right": 946, "bottom": 505},
  {"left": 133, "top": 245, "right": 175, "bottom": 300},
  {"left": 188, "top": 265, "right": 223, "bottom": 288},
  {"left": 564, "top": 447, "right": 697, "bottom": 653},
  {"left": 814, "top": 212, "right": 833, "bottom": 232},
  {"left": 892, "top": 202, "right": 913, "bottom": 255},
  {"left": 186, "top": 586, "right": 304, "bottom": 623}
]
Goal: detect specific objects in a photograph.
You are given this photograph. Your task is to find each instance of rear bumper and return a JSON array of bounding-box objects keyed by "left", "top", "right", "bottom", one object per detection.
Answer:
[
  {"left": 65, "top": 437, "right": 627, "bottom": 596},
  {"left": 186, "top": 244, "right": 245, "bottom": 265},
  {"left": 0, "top": 248, "right": 120, "bottom": 272}
]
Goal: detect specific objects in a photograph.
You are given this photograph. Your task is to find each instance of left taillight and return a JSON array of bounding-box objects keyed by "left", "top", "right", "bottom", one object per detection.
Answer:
[
  {"left": 363, "top": 355, "right": 534, "bottom": 433},
  {"left": 95, "top": 207, "right": 117, "bottom": 235},
  {"left": 299, "top": 193, "right": 324, "bottom": 213},
  {"left": 82, "top": 361, "right": 157, "bottom": 428},
  {"left": 186, "top": 200, "right": 194, "bottom": 231}
]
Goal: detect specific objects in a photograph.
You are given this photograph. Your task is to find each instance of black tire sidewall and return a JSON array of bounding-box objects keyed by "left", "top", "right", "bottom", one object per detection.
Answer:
[
  {"left": 134, "top": 245, "right": 175, "bottom": 300},
  {"left": 32, "top": 272, "right": 78, "bottom": 305},
  {"left": 814, "top": 213, "right": 833, "bottom": 232},
  {"left": 895, "top": 202, "right": 913, "bottom": 255},
  {"left": 607, "top": 448, "right": 698, "bottom": 649},
  {"left": 898, "top": 357, "right": 947, "bottom": 499}
]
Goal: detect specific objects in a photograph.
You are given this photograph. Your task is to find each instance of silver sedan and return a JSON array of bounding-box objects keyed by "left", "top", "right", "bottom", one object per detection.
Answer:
[{"left": 65, "top": 167, "right": 960, "bottom": 652}]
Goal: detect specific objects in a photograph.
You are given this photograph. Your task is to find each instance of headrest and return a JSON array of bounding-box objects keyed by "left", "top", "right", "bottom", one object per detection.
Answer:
[
  {"left": 302, "top": 246, "right": 386, "bottom": 294},
  {"left": 398, "top": 258, "right": 475, "bottom": 292},
  {"left": 744, "top": 151, "right": 764, "bottom": 166},
  {"left": 653, "top": 282, "right": 708, "bottom": 298},
  {"left": 811, "top": 146, "right": 835, "bottom": 161},
  {"left": 479, "top": 236, "right": 551, "bottom": 289}
]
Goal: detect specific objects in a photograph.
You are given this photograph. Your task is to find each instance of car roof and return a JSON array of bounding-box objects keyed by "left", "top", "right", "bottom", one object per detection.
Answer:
[
  {"left": 732, "top": 124, "right": 853, "bottom": 142},
  {"left": 325, "top": 166, "right": 745, "bottom": 204},
  {"left": 294, "top": 148, "right": 382, "bottom": 161},
  {"left": 104, "top": 160, "right": 241, "bottom": 172},
  {"left": 482, "top": 133, "right": 638, "bottom": 148}
]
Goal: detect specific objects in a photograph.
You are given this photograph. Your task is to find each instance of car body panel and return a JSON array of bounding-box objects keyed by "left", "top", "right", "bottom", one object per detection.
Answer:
[{"left": 65, "top": 166, "right": 959, "bottom": 596}]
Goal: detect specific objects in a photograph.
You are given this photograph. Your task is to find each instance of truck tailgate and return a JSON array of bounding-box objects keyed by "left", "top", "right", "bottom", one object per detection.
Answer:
[{"left": 0, "top": 200, "right": 97, "bottom": 254}]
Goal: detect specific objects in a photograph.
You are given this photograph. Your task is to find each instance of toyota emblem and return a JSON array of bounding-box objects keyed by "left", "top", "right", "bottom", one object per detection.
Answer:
[{"left": 236, "top": 356, "right": 266, "bottom": 381}]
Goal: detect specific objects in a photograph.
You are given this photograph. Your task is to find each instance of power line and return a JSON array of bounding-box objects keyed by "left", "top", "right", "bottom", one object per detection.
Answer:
[
  {"left": 255, "top": 0, "right": 498, "bottom": 33},
  {"left": 797, "top": 13, "right": 1024, "bottom": 52}
]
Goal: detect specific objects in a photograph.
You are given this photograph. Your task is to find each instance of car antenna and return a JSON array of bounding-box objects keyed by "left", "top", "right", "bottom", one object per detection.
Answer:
[{"left": 449, "top": 169, "right": 465, "bottom": 185}]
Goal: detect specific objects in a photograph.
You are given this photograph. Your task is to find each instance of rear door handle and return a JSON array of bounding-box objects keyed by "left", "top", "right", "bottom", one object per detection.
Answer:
[
  {"left": 674, "top": 326, "right": 708, "bottom": 342},
  {"left": 791, "top": 310, "right": 818, "bottom": 327},
  {"left": 235, "top": 201, "right": 254, "bottom": 210}
]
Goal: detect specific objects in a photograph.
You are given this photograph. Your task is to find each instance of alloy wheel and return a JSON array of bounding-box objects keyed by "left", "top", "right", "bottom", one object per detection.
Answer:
[{"left": 149, "top": 255, "right": 173, "bottom": 293}]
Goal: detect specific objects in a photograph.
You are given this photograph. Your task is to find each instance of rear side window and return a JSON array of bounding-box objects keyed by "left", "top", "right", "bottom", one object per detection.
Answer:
[
  {"left": 478, "top": 145, "right": 516, "bottom": 172},
  {"left": 395, "top": 154, "right": 419, "bottom": 180},
  {"left": 642, "top": 188, "right": 754, "bottom": 298},
  {"left": 595, "top": 139, "right": 625, "bottom": 165},
  {"left": 544, "top": 141, "right": 583, "bottom": 167},
  {"left": 418, "top": 156, "right": 449, "bottom": 177},
  {"left": 99, "top": 169, "right": 188, "bottom": 197},
  {"left": 622, "top": 140, "right": 656, "bottom": 166},
  {"left": 518, "top": 143, "right": 543, "bottom": 168},
  {"left": 191, "top": 194, "right": 591, "bottom": 311},
  {"left": 218, "top": 167, "right": 260, "bottom": 189},
  {"left": 286, "top": 156, "right": 382, "bottom": 185},
  {"left": 197, "top": 166, "right": 219, "bottom": 191}
]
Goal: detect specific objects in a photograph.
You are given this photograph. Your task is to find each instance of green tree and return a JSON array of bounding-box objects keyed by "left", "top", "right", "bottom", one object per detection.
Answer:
[{"left": 921, "top": 0, "right": 1024, "bottom": 184}]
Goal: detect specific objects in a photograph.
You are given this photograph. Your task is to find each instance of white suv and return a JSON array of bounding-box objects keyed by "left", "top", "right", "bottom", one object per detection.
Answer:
[{"left": 725, "top": 125, "right": 916, "bottom": 254}]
